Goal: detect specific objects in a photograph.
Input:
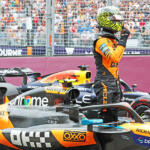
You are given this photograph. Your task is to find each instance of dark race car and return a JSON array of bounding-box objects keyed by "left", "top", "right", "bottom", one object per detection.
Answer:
[
  {"left": 0, "top": 66, "right": 92, "bottom": 103},
  {"left": 4, "top": 77, "right": 150, "bottom": 117},
  {"left": 72, "top": 80, "right": 150, "bottom": 116},
  {"left": 0, "top": 101, "right": 150, "bottom": 150},
  {"left": 0, "top": 67, "right": 41, "bottom": 103},
  {"left": 0, "top": 66, "right": 150, "bottom": 116}
]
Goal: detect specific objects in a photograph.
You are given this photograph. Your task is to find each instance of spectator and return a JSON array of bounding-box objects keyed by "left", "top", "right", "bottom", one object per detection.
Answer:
[
  {"left": 139, "top": 19, "right": 146, "bottom": 33},
  {"left": 0, "top": 0, "right": 149, "bottom": 47}
]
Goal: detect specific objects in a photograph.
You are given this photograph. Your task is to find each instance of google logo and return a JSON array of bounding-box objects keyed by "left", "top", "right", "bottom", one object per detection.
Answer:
[
  {"left": 10, "top": 96, "right": 49, "bottom": 106},
  {"left": 24, "top": 96, "right": 33, "bottom": 106}
]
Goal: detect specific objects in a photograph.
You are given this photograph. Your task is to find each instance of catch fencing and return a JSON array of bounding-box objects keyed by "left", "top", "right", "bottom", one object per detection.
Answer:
[{"left": 0, "top": 0, "right": 150, "bottom": 56}]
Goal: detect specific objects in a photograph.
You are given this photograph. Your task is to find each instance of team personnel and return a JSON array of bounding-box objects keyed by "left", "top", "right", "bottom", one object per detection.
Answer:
[{"left": 93, "top": 6, "right": 130, "bottom": 122}]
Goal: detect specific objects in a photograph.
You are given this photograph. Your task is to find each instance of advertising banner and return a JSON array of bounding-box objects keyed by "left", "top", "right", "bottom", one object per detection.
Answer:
[{"left": 0, "top": 46, "right": 150, "bottom": 56}]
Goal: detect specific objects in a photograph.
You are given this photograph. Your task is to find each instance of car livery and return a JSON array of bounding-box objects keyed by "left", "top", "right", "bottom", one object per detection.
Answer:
[
  {"left": 0, "top": 102, "right": 149, "bottom": 150},
  {"left": 0, "top": 65, "right": 91, "bottom": 103},
  {"left": 0, "top": 66, "right": 150, "bottom": 116}
]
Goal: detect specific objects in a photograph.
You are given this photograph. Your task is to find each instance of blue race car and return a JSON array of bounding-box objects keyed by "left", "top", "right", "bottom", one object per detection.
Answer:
[
  {"left": 0, "top": 66, "right": 150, "bottom": 116},
  {"left": 0, "top": 66, "right": 91, "bottom": 103},
  {"left": 72, "top": 80, "right": 150, "bottom": 116}
]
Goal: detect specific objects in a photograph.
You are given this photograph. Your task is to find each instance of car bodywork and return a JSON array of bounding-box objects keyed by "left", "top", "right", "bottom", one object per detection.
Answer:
[
  {"left": 0, "top": 66, "right": 150, "bottom": 115},
  {"left": 0, "top": 102, "right": 149, "bottom": 150},
  {"left": 5, "top": 79, "right": 150, "bottom": 116},
  {"left": 0, "top": 67, "right": 41, "bottom": 103},
  {"left": 0, "top": 66, "right": 91, "bottom": 103},
  {"left": 73, "top": 80, "right": 150, "bottom": 116}
]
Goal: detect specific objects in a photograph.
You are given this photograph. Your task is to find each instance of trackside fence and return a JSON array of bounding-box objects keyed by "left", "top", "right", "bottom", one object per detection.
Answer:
[{"left": 0, "top": 0, "right": 150, "bottom": 56}]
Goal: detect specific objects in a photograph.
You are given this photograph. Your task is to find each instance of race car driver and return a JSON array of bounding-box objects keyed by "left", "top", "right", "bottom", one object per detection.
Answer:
[{"left": 93, "top": 6, "right": 130, "bottom": 122}]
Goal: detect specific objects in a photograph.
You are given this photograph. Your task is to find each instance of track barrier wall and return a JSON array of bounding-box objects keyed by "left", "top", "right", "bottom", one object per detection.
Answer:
[
  {"left": 0, "top": 56, "right": 150, "bottom": 93},
  {"left": 1, "top": 46, "right": 150, "bottom": 57},
  {"left": 1, "top": 0, "right": 150, "bottom": 56}
]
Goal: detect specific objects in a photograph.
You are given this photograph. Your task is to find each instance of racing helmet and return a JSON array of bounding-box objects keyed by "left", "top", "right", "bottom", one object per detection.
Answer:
[{"left": 97, "top": 6, "right": 123, "bottom": 32}]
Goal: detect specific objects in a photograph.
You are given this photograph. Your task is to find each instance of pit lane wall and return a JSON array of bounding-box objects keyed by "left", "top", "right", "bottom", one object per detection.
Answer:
[{"left": 0, "top": 56, "right": 150, "bottom": 93}]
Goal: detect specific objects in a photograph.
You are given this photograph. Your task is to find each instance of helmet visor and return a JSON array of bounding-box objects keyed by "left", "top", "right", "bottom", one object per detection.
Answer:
[{"left": 110, "top": 14, "right": 124, "bottom": 21}]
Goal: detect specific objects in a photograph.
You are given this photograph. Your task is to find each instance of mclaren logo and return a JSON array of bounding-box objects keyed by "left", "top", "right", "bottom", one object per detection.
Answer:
[{"left": 63, "top": 131, "right": 86, "bottom": 142}]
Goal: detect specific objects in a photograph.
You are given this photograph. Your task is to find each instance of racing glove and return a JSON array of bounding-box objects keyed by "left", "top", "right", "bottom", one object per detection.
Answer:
[{"left": 118, "top": 27, "right": 130, "bottom": 47}]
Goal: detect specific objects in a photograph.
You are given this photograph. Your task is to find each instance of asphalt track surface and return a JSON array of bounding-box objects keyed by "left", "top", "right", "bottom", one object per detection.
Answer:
[{"left": 0, "top": 55, "right": 150, "bottom": 93}]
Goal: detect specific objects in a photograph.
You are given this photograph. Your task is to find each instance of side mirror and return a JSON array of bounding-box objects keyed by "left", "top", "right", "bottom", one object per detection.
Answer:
[
  {"left": 132, "top": 84, "right": 137, "bottom": 91},
  {"left": 0, "top": 87, "right": 7, "bottom": 104},
  {"left": 0, "top": 87, "right": 7, "bottom": 97}
]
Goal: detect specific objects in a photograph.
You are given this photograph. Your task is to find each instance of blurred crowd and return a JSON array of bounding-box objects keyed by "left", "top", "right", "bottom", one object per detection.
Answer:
[
  {"left": 0, "top": 0, "right": 46, "bottom": 45},
  {"left": 54, "top": 0, "right": 106, "bottom": 46},
  {"left": 0, "top": 0, "right": 150, "bottom": 47},
  {"left": 118, "top": 0, "right": 150, "bottom": 46}
]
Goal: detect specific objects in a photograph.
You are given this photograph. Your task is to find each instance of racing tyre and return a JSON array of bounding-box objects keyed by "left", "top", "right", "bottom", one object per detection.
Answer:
[
  {"left": 135, "top": 105, "right": 149, "bottom": 117},
  {"left": 97, "top": 142, "right": 102, "bottom": 150}
]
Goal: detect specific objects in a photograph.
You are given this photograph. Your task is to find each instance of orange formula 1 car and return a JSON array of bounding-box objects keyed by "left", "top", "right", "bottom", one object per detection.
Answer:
[{"left": 0, "top": 102, "right": 150, "bottom": 150}]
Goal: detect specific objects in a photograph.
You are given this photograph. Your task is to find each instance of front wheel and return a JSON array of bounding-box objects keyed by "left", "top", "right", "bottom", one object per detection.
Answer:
[{"left": 135, "top": 105, "right": 149, "bottom": 117}]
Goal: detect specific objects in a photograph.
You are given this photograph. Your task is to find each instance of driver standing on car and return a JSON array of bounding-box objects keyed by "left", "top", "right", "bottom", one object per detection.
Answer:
[{"left": 93, "top": 6, "right": 130, "bottom": 122}]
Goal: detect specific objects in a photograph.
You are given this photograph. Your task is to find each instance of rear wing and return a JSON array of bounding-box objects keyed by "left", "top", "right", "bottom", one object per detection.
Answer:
[
  {"left": 0, "top": 68, "right": 41, "bottom": 84},
  {"left": 0, "top": 68, "right": 40, "bottom": 77}
]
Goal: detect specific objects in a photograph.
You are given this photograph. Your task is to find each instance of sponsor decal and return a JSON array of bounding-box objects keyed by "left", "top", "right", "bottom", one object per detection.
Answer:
[
  {"left": 76, "top": 94, "right": 92, "bottom": 104},
  {"left": 9, "top": 96, "right": 49, "bottom": 106},
  {"left": 138, "top": 137, "right": 143, "bottom": 143},
  {"left": 24, "top": 96, "right": 33, "bottom": 106},
  {"left": 136, "top": 128, "right": 150, "bottom": 135},
  {"left": 102, "top": 82, "right": 107, "bottom": 104},
  {"left": 0, "top": 49, "right": 22, "bottom": 56},
  {"left": 48, "top": 118, "right": 59, "bottom": 124},
  {"left": 82, "top": 95, "right": 91, "bottom": 103},
  {"left": 63, "top": 130, "right": 86, "bottom": 142},
  {"left": 10, "top": 130, "right": 51, "bottom": 148},
  {"left": 27, "top": 86, "right": 39, "bottom": 89},
  {"left": 131, "top": 133, "right": 150, "bottom": 147},
  {"left": 65, "top": 48, "right": 74, "bottom": 55},
  {"left": 110, "top": 62, "right": 118, "bottom": 67},
  {"left": 45, "top": 86, "right": 67, "bottom": 94},
  {"left": 40, "top": 71, "right": 76, "bottom": 84},
  {"left": 78, "top": 88, "right": 89, "bottom": 92}
]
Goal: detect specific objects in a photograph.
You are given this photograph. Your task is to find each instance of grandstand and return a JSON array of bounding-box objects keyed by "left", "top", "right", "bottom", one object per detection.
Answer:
[{"left": 0, "top": 0, "right": 150, "bottom": 56}]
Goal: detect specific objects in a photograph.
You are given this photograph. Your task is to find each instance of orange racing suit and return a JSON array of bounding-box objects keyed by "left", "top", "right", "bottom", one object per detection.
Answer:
[{"left": 93, "top": 29, "right": 130, "bottom": 122}]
